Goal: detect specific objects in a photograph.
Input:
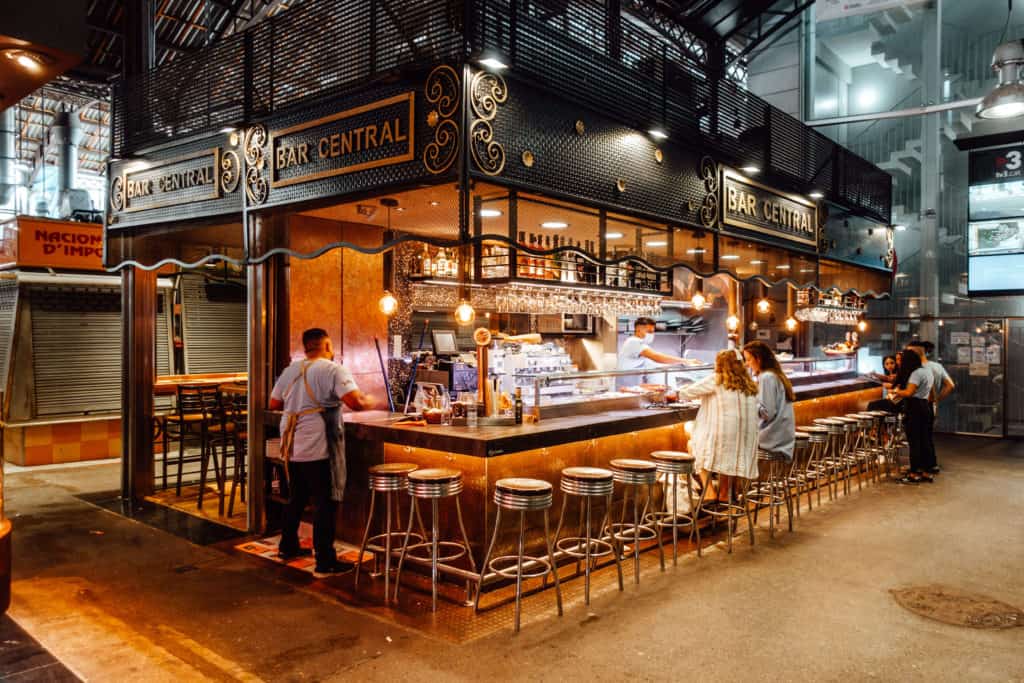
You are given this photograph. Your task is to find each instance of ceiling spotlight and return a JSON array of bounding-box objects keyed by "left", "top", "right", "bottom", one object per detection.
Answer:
[
  {"left": 740, "top": 165, "right": 761, "bottom": 174},
  {"left": 455, "top": 300, "right": 476, "bottom": 325},
  {"left": 776, "top": 264, "right": 791, "bottom": 270},
  {"left": 378, "top": 291, "right": 398, "bottom": 316},
  {"left": 646, "top": 240, "right": 668, "bottom": 247},
  {"left": 479, "top": 208, "right": 503, "bottom": 218},
  {"left": 479, "top": 57, "right": 508, "bottom": 71},
  {"left": 686, "top": 247, "right": 706, "bottom": 255},
  {"left": 429, "top": 200, "right": 441, "bottom": 207},
  {"left": 649, "top": 128, "right": 668, "bottom": 140},
  {"left": 721, "top": 254, "right": 740, "bottom": 261},
  {"left": 750, "top": 259, "right": 765, "bottom": 265},
  {"left": 785, "top": 317, "right": 798, "bottom": 331},
  {"left": 3, "top": 49, "right": 52, "bottom": 70},
  {"left": 977, "top": 40, "right": 1024, "bottom": 119},
  {"left": 757, "top": 298, "right": 771, "bottom": 314},
  {"left": 541, "top": 221, "right": 568, "bottom": 229},
  {"left": 809, "top": 190, "right": 824, "bottom": 199},
  {"left": 605, "top": 232, "right": 624, "bottom": 239}
]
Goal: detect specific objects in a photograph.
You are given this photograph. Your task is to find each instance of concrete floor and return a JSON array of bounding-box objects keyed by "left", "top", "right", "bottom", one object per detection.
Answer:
[{"left": 4, "top": 435, "right": 1024, "bottom": 682}]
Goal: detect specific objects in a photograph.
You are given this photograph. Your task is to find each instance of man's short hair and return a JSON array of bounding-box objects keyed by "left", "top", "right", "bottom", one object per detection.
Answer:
[
  {"left": 634, "top": 316, "right": 657, "bottom": 329},
  {"left": 906, "top": 340, "right": 932, "bottom": 355},
  {"left": 302, "top": 328, "right": 329, "bottom": 352}
]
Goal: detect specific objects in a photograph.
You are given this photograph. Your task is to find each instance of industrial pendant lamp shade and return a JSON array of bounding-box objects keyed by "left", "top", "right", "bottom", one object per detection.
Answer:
[{"left": 977, "top": 40, "right": 1024, "bottom": 119}]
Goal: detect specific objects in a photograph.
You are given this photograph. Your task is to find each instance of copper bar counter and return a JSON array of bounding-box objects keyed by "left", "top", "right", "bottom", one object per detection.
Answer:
[{"left": 268, "top": 378, "right": 880, "bottom": 569}]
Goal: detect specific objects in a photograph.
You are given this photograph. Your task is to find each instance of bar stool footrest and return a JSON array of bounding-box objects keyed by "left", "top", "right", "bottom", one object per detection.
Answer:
[
  {"left": 609, "top": 522, "right": 658, "bottom": 543},
  {"left": 488, "top": 554, "right": 552, "bottom": 580},
  {"left": 366, "top": 531, "right": 425, "bottom": 554},
  {"left": 403, "top": 540, "right": 470, "bottom": 565},
  {"left": 555, "top": 536, "right": 616, "bottom": 559}
]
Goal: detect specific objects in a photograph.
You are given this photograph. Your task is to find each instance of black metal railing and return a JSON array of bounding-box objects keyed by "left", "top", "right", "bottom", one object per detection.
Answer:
[{"left": 112, "top": 0, "right": 891, "bottom": 223}]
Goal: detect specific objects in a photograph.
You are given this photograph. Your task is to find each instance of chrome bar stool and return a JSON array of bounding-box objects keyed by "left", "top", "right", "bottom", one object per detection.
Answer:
[
  {"left": 355, "top": 463, "right": 424, "bottom": 602},
  {"left": 813, "top": 418, "right": 846, "bottom": 498},
  {"left": 394, "top": 468, "right": 477, "bottom": 612},
  {"left": 798, "top": 425, "right": 831, "bottom": 505},
  {"left": 787, "top": 432, "right": 811, "bottom": 516},
  {"left": 648, "top": 451, "right": 699, "bottom": 566},
  {"left": 695, "top": 473, "right": 755, "bottom": 554},
  {"left": 475, "top": 478, "right": 563, "bottom": 633},
  {"left": 609, "top": 458, "right": 662, "bottom": 581},
  {"left": 850, "top": 413, "right": 882, "bottom": 484},
  {"left": 832, "top": 416, "right": 862, "bottom": 491},
  {"left": 882, "top": 412, "right": 904, "bottom": 476},
  {"left": 748, "top": 450, "right": 794, "bottom": 537},
  {"left": 554, "top": 466, "right": 624, "bottom": 605}
]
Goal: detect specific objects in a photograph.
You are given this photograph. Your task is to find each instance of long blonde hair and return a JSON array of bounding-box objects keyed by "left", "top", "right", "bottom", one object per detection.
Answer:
[{"left": 715, "top": 350, "right": 758, "bottom": 396}]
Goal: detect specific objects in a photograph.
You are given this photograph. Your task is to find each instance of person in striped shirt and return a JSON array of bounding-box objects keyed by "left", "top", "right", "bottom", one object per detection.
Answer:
[{"left": 678, "top": 349, "right": 760, "bottom": 503}]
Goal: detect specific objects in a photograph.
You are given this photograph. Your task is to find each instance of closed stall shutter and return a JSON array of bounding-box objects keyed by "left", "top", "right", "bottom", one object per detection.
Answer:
[
  {"left": 181, "top": 273, "right": 246, "bottom": 374},
  {"left": 155, "top": 292, "right": 173, "bottom": 411},
  {"left": 0, "top": 279, "right": 19, "bottom": 392},
  {"left": 31, "top": 286, "right": 121, "bottom": 417}
]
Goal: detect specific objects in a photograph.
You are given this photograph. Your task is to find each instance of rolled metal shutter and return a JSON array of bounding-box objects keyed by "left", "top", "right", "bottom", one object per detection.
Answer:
[
  {"left": 30, "top": 286, "right": 121, "bottom": 416},
  {"left": 181, "top": 273, "right": 246, "bottom": 374},
  {"left": 155, "top": 292, "right": 173, "bottom": 411},
  {"left": 0, "top": 279, "right": 19, "bottom": 393}
]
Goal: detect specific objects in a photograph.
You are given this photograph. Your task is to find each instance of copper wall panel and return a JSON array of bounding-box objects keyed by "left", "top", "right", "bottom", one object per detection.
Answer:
[
  {"left": 286, "top": 215, "right": 343, "bottom": 355},
  {"left": 340, "top": 222, "right": 388, "bottom": 404}
]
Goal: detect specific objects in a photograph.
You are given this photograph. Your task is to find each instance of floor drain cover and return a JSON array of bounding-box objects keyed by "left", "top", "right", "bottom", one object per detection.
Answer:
[{"left": 891, "top": 585, "right": 1024, "bottom": 629}]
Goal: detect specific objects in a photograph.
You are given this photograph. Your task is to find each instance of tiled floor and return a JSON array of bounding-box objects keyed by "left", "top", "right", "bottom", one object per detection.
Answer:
[{"left": 0, "top": 616, "right": 80, "bottom": 682}]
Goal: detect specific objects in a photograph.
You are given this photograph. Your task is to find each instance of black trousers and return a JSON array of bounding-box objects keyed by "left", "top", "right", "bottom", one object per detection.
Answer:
[
  {"left": 867, "top": 398, "right": 899, "bottom": 414},
  {"left": 905, "top": 398, "right": 936, "bottom": 473},
  {"left": 279, "top": 459, "right": 336, "bottom": 566}
]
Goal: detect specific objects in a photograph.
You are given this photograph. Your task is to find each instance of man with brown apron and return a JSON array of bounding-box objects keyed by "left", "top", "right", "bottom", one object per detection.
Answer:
[{"left": 269, "top": 328, "right": 376, "bottom": 575}]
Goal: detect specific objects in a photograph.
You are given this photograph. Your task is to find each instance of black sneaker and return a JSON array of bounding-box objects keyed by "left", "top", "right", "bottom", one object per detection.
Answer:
[
  {"left": 313, "top": 560, "right": 351, "bottom": 577},
  {"left": 928, "top": 466, "right": 941, "bottom": 475},
  {"left": 277, "top": 547, "right": 313, "bottom": 561}
]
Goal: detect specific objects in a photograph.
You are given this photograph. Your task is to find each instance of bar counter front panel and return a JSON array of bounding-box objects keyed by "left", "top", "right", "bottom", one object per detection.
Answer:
[{"left": 279, "top": 379, "right": 881, "bottom": 566}]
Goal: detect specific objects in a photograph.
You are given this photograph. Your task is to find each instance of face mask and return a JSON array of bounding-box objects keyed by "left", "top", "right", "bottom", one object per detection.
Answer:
[{"left": 644, "top": 333, "right": 655, "bottom": 344}]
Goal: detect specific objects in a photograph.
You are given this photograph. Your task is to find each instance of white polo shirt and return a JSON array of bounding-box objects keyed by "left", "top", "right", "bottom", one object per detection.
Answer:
[{"left": 271, "top": 358, "right": 359, "bottom": 462}]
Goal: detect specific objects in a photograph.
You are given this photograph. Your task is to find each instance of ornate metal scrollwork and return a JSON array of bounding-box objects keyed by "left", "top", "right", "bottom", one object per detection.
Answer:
[
  {"left": 109, "top": 175, "right": 124, "bottom": 212},
  {"left": 423, "top": 65, "right": 460, "bottom": 175},
  {"left": 699, "top": 156, "right": 719, "bottom": 229},
  {"left": 220, "top": 150, "right": 241, "bottom": 194},
  {"left": 469, "top": 70, "right": 508, "bottom": 176},
  {"left": 884, "top": 228, "right": 896, "bottom": 270},
  {"left": 243, "top": 124, "right": 268, "bottom": 205}
]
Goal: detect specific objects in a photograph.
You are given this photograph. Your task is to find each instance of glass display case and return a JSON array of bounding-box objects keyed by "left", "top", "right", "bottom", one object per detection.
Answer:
[{"left": 778, "top": 355, "right": 858, "bottom": 386}]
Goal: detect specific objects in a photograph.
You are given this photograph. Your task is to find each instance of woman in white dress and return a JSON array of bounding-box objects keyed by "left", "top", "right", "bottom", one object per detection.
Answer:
[{"left": 677, "top": 349, "right": 760, "bottom": 503}]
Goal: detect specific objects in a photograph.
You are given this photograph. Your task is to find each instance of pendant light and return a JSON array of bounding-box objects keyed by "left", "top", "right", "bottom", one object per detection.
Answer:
[
  {"left": 977, "top": 3, "right": 1024, "bottom": 119},
  {"left": 378, "top": 198, "right": 400, "bottom": 316},
  {"left": 691, "top": 277, "right": 706, "bottom": 311},
  {"left": 756, "top": 283, "right": 771, "bottom": 314}
]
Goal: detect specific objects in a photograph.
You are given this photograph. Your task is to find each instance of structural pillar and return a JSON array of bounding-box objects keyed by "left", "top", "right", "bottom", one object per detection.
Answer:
[
  {"left": 121, "top": 266, "right": 157, "bottom": 503},
  {"left": 918, "top": 2, "right": 942, "bottom": 341}
]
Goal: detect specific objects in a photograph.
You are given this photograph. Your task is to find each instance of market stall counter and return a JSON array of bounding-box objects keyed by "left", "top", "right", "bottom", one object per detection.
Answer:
[{"left": 265, "top": 363, "right": 880, "bottom": 575}]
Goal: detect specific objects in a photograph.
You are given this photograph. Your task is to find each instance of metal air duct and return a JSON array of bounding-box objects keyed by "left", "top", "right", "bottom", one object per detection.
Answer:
[{"left": 0, "top": 107, "right": 16, "bottom": 206}]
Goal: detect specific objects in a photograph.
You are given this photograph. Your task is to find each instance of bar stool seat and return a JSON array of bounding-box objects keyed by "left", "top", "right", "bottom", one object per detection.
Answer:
[
  {"left": 648, "top": 451, "right": 698, "bottom": 565},
  {"left": 356, "top": 463, "right": 424, "bottom": 601},
  {"left": 609, "top": 459, "right": 662, "bottom": 579},
  {"left": 476, "top": 478, "right": 563, "bottom": 632},
  {"left": 554, "top": 467, "right": 623, "bottom": 604}
]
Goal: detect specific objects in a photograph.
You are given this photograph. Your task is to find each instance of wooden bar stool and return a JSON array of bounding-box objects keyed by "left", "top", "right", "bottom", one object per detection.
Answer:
[
  {"left": 166, "top": 384, "right": 220, "bottom": 501},
  {"left": 475, "top": 478, "right": 563, "bottom": 633},
  {"left": 554, "top": 467, "right": 624, "bottom": 605},
  {"left": 609, "top": 458, "right": 662, "bottom": 581},
  {"left": 393, "top": 468, "right": 477, "bottom": 612},
  {"left": 648, "top": 451, "right": 698, "bottom": 566},
  {"left": 355, "top": 463, "right": 424, "bottom": 602}
]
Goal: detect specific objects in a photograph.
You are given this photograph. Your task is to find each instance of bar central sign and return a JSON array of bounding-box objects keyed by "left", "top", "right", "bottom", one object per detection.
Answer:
[
  {"left": 722, "top": 170, "right": 818, "bottom": 246},
  {"left": 269, "top": 92, "right": 415, "bottom": 189}
]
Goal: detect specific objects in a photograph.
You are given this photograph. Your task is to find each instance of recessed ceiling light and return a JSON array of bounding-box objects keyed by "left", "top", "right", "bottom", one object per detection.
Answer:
[
  {"left": 646, "top": 240, "right": 668, "bottom": 247},
  {"left": 893, "top": 224, "right": 907, "bottom": 231},
  {"left": 396, "top": 207, "right": 406, "bottom": 212},
  {"left": 740, "top": 165, "right": 761, "bottom": 174},
  {"left": 479, "top": 57, "right": 508, "bottom": 70},
  {"left": 429, "top": 201, "right": 440, "bottom": 207},
  {"left": 750, "top": 259, "right": 765, "bottom": 265},
  {"left": 541, "top": 221, "right": 568, "bottom": 229},
  {"left": 720, "top": 254, "right": 740, "bottom": 261},
  {"left": 800, "top": 267, "right": 815, "bottom": 273},
  {"left": 809, "top": 190, "right": 824, "bottom": 199},
  {"left": 648, "top": 128, "right": 668, "bottom": 140},
  {"left": 480, "top": 209, "right": 502, "bottom": 218},
  {"left": 686, "top": 248, "right": 706, "bottom": 255},
  {"left": 605, "top": 232, "right": 624, "bottom": 239},
  {"left": 857, "top": 87, "right": 878, "bottom": 108},
  {"left": 776, "top": 264, "right": 791, "bottom": 270}
]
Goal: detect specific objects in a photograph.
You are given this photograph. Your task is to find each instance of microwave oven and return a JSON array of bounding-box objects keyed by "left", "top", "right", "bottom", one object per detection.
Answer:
[{"left": 537, "top": 313, "right": 594, "bottom": 335}]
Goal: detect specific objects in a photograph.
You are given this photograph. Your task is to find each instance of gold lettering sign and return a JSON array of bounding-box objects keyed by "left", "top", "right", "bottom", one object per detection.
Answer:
[
  {"left": 722, "top": 170, "right": 817, "bottom": 246},
  {"left": 115, "top": 149, "right": 222, "bottom": 213},
  {"left": 268, "top": 92, "right": 415, "bottom": 189}
]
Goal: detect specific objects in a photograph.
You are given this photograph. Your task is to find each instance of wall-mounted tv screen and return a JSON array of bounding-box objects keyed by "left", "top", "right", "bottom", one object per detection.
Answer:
[{"left": 968, "top": 144, "right": 1024, "bottom": 295}]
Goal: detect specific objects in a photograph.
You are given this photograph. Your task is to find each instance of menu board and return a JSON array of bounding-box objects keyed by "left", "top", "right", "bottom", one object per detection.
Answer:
[{"left": 968, "top": 145, "right": 1024, "bottom": 295}]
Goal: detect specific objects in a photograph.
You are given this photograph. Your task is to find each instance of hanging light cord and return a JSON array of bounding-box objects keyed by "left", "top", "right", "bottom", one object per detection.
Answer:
[{"left": 1000, "top": 0, "right": 1014, "bottom": 45}]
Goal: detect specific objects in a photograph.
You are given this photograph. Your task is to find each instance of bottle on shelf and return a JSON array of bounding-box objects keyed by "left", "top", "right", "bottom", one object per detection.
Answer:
[
  {"left": 517, "top": 230, "right": 527, "bottom": 275},
  {"left": 514, "top": 386, "right": 523, "bottom": 424},
  {"left": 422, "top": 244, "right": 432, "bottom": 277},
  {"left": 435, "top": 248, "right": 448, "bottom": 279},
  {"left": 544, "top": 235, "right": 554, "bottom": 280}
]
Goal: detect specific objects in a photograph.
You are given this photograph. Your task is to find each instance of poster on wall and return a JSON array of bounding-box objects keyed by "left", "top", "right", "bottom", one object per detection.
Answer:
[
  {"left": 972, "top": 347, "right": 987, "bottom": 364},
  {"left": 969, "top": 362, "right": 989, "bottom": 377},
  {"left": 950, "top": 332, "right": 970, "bottom": 346},
  {"left": 956, "top": 346, "right": 972, "bottom": 364},
  {"left": 986, "top": 345, "right": 1002, "bottom": 365}
]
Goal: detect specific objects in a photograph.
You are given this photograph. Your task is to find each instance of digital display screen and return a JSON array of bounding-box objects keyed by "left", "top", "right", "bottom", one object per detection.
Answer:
[
  {"left": 968, "top": 147, "right": 1024, "bottom": 295},
  {"left": 431, "top": 329, "right": 459, "bottom": 355}
]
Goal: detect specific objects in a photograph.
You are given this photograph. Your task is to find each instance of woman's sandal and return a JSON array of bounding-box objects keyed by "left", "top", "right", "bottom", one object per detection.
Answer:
[{"left": 898, "top": 474, "right": 921, "bottom": 484}]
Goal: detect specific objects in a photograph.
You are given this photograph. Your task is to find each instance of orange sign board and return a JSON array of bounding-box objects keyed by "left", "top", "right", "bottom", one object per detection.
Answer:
[{"left": 0, "top": 217, "right": 105, "bottom": 271}]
